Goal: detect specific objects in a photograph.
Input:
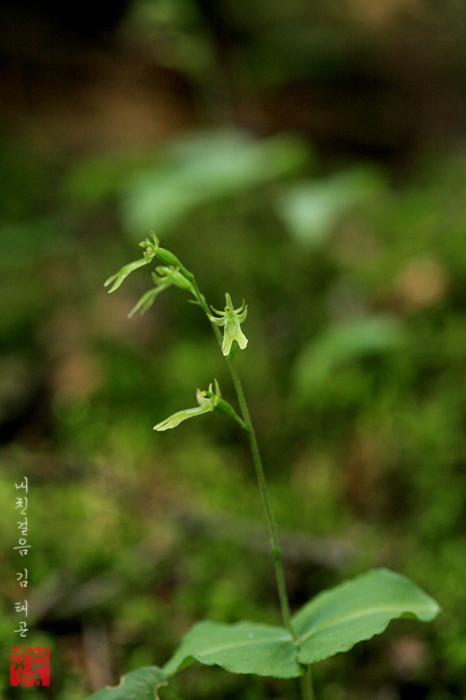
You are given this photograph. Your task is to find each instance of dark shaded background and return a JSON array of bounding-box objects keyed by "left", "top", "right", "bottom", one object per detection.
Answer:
[{"left": 2, "top": 1, "right": 466, "bottom": 699}]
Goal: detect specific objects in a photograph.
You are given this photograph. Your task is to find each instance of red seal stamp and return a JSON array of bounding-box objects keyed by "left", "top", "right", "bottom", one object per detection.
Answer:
[{"left": 10, "top": 647, "right": 49, "bottom": 686}]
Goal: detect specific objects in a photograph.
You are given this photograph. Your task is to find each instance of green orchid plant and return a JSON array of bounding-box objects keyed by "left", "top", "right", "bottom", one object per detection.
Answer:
[{"left": 90, "top": 234, "right": 440, "bottom": 700}]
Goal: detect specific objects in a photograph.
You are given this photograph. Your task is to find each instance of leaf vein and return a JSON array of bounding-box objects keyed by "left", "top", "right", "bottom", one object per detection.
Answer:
[{"left": 297, "top": 604, "right": 429, "bottom": 643}]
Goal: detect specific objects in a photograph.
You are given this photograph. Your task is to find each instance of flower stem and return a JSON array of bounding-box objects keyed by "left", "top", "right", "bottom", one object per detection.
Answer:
[
  {"left": 226, "top": 355, "right": 297, "bottom": 641},
  {"left": 183, "top": 273, "right": 316, "bottom": 697},
  {"left": 189, "top": 277, "right": 297, "bottom": 638},
  {"left": 300, "top": 668, "right": 316, "bottom": 700}
]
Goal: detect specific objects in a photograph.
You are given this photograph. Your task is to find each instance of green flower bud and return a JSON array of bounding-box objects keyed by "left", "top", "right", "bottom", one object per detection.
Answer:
[
  {"left": 156, "top": 266, "right": 195, "bottom": 295},
  {"left": 157, "top": 248, "right": 183, "bottom": 267},
  {"left": 140, "top": 232, "right": 183, "bottom": 267}
]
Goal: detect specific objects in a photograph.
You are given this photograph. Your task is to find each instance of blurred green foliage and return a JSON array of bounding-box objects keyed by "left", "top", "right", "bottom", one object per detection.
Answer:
[{"left": 3, "top": 0, "right": 466, "bottom": 698}]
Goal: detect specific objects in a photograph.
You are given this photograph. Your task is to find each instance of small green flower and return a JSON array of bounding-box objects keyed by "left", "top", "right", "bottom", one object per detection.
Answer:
[
  {"left": 207, "top": 293, "right": 248, "bottom": 356},
  {"left": 154, "top": 380, "right": 247, "bottom": 431},
  {"left": 154, "top": 381, "right": 222, "bottom": 431},
  {"left": 104, "top": 234, "right": 187, "bottom": 296},
  {"left": 104, "top": 234, "right": 160, "bottom": 293}
]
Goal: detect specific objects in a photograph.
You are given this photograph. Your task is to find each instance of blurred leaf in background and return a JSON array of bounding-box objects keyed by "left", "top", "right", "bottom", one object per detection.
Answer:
[
  {"left": 276, "top": 165, "right": 387, "bottom": 246},
  {"left": 294, "top": 314, "right": 405, "bottom": 398},
  {"left": 68, "top": 128, "right": 311, "bottom": 240}
]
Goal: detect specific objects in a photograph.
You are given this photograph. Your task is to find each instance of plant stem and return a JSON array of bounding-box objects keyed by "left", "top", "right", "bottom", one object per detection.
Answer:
[
  {"left": 191, "top": 277, "right": 297, "bottom": 639},
  {"left": 300, "top": 668, "right": 315, "bottom": 700},
  {"left": 189, "top": 276, "right": 316, "bottom": 697},
  {"left": 226, "top": 355, "right": 297, "bottom": 640}
]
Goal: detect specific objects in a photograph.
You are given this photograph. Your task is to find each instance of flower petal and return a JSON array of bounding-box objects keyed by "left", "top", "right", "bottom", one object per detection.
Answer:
[{"left": 104, "top": 258, "right": 149, "bottom": 293}]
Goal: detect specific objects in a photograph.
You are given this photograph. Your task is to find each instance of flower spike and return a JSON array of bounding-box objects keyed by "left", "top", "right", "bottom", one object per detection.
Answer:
[{"left": 207, "top": 293, "right": 248, "bottom": 356}]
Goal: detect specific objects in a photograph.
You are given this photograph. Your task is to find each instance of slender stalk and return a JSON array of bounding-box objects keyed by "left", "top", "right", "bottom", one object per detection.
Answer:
[
  {"left": 189, "top": 276, "right": 297, "bottom": 639},
  {"left": 300, "top": 668, "right": 315, "bottom": 700},
  {"left": 226, "top": 354, "right": 297, "bottom": 640}
]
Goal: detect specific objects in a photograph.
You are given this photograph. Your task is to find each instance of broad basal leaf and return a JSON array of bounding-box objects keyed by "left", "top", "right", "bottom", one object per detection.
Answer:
[
  {"left": 86, "top": 666, "right": 168, "bottom": 700},
  {"left": 292, "top": 568, "right": 440, "bottom": 665},
  {"left": 163, "top": 620, "right": 305, "bottom": 678}
]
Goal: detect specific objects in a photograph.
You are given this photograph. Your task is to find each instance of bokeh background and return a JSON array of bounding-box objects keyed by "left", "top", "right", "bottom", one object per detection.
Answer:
[{"left": 2, "top": 0, "right": 466, "bottom": 698}]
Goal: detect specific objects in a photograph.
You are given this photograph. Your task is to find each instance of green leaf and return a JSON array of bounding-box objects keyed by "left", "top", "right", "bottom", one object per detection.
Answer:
[
  {"left": 277, "top": 165, "right": 387, "bottom": 245},
  {"left": 122, "top": 129, "right": 309, "bottom": 238},
  {"left": 162, "top": 620, "right": 305, "bottom": 678},
  {"left": 86, "top": 666, "right": 168, "bottom": 700},
  {"left": 292, "top": 569, "right": 440, "bottom": 665},
  {"left": 294, "top": 315, "right": 404, "bottom": 397}
]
